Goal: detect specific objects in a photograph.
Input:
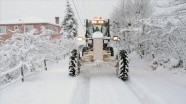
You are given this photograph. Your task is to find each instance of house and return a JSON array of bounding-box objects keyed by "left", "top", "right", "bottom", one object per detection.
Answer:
[{"left": 0, "top": 16, "right": 61, "bottom": 41}]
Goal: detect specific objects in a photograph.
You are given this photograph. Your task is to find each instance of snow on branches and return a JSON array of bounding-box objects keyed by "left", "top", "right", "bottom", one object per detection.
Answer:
[
  {"left": 61, "top": 0, "right": 78, "bottom": 38},
  {"left": 0, "top": 28, "right": 76, "bottom": 86},
  {"left": 111, "top": 0, "right": 186, "bottom": 70},
  {"left": 111, "top": 0, "right": 154, "bottom": 28},
  {"left": 118, "top": 16, "right": 186, "bottom": 70}
]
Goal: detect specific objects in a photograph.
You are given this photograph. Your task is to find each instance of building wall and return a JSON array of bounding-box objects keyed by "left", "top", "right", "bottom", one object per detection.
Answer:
[
  {"left": 33, "top": 24, "right": 42, "bottom": 35},
  {"left": 0, "top": 23, "right": 61, "bottom": 41}
]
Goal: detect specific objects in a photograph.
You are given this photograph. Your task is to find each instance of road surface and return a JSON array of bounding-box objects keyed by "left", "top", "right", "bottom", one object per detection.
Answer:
[{"left": 1, "top": 58, "right": 186, "bottom": 104}]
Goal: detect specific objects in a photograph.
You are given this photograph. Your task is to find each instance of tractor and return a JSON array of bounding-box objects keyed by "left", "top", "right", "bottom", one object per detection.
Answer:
[{"left": 68, "top": 17, "right": 129, "bottom": 80}]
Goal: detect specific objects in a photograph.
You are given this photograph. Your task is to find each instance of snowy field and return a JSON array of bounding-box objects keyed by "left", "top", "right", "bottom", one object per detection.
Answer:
[{"left": 1, "top": 55, "right": 186, "bottom": 104}]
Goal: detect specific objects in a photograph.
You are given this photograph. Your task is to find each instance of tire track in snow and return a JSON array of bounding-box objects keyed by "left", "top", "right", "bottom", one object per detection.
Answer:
[
  {"left": 71, "top": 59, "right": 186, "bottom": 104},
  {"left": 70, "top": 65, "right": 90, "bottom": 104},
  {"left": 126, "top": 70, "right": 186, "bottom": 104},
  {"left": 75, "top": 64, "right": 142, "bottom": 104},
  {"left": 125, "top": 76, "right": 168, "bottom": 104},
  {"left": 72, "top": 63, "right": 171, "bottom": 104}
]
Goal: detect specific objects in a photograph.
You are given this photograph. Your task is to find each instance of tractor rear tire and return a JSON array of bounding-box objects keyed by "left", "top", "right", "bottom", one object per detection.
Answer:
[
  {"left": 118, "top": 50, "right": 129, "bottom": 80},
  {"left": 69, "top": 49, "right": 79, "bottom": 77}
]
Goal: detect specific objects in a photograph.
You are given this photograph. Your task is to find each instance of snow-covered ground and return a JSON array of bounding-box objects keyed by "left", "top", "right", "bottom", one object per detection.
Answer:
[
  {"left": 0, "top": 59, "right": 78, "bottom": 104},
  {"left": 1, "top": 54, "right": 186, "bottom": 104}
]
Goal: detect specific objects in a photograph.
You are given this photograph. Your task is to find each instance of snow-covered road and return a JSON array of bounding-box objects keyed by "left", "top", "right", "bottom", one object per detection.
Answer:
[
  {"left": 72, "top": 64, "right": 142, "bottom": 104},
  {"left": 1, "top": 57, "right": 186, "bottom": 104},
  {"left": 71, "top": 60, "right": 186, "bottom": 104}
]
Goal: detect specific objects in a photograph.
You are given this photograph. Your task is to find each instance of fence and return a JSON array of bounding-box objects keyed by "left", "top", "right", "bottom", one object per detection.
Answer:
[{"left": 0, "top": 53, "right": 68, "bottom": 90}]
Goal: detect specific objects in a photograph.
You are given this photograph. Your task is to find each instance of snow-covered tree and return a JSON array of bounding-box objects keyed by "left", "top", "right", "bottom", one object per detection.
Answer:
[
  {"left": 117, "top": 15, "right": 186, "bottom": 70},
  {"left": 61, "top": 0, "right": 78, "bottom": 38},
  {"left": 111, "top": 0, "right": 154, "bottom": 29},
  {"left": 0, "top": 28, "right": 76, "bottom": 86},
  {"left": 110, "top": 0, "right": 186, "bottom": 70},
  {"left": 110, "top": 0, "right": 154, "bottom": 57},
  {"left": 156, "top": 0, "right": 186, "bottom": 25},
  {"left": 111, "top": 0, "right": 155, "bottom": 53}
]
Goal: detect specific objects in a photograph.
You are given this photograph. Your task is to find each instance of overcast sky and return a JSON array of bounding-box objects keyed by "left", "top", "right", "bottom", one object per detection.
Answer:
[{"left": 0, "top": 0, "right": 167, "bottom": 35}]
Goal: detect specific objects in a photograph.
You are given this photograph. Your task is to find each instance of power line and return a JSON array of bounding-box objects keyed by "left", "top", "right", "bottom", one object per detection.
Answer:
[
  {"left": 82, "top": 0, "right": 88, "bottom": 19},
  {"left": 89, "top": 0, "right": 92, "bottom": 19},
  {"left": 71, "top": 0, "right": 85, "bottom": 32},
  {"left": 74, "top": 0, "right": 83, "bottom": 18}
]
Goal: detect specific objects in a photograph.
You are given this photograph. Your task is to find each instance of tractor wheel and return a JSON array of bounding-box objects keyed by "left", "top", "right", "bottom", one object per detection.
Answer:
[
  {"left": 107, "top": 47, "right": 114, "bottom": 56},
  {"left": 118, "top": 50, "right": 129, "bottom": 80},
  {"left": 69, "top": 49, "right": 80, "bottom": 76}
]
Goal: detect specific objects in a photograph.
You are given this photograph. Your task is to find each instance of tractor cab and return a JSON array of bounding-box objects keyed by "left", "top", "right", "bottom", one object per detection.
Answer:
[
  {"left": 85, "top": 17, "right": 110, "bottom": 38},
  {"left": 84, "top": 17, "right": 111, "bottom": 52}
]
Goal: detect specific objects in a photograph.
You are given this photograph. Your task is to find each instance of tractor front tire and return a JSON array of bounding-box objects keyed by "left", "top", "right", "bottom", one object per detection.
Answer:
[{"left": 118, "top": 50, "right": 129, "bottom": 80}]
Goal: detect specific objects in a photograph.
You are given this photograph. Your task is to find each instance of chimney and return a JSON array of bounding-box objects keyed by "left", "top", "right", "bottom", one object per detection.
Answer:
[{"left": 55, "top": 17, "right": 59, "bottom": 24}]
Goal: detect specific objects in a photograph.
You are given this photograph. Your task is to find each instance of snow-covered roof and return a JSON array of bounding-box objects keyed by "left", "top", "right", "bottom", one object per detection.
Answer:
[
  {"left": 92, "top": 32, "right": 103, "bottom": 39},
  {"left": 0, "top": 16, "right": 59, "bottom": 26}
]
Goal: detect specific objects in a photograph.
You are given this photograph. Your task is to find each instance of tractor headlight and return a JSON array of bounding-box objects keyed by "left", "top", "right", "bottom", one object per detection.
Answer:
[
  {"left": 113, "top": 36, "right": 120, "bottom": 41},
  {"left": 92, "top": 20, "right": 97, "bottom": 24},
  {"left": 98, "top": 20, "right": 104, "bottom": 24},
  {"left": 77, "top": 37, "right": 84, "bottom": 42}
]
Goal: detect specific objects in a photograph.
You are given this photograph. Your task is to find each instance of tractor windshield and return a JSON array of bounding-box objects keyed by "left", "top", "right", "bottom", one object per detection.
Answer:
[{"left": 87, "top": 22, "right": 108, "bottom": 37}]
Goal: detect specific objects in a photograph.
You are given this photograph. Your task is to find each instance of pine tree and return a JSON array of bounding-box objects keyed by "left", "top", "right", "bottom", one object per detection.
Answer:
[{"left": 62, "top": 0, "right": 78, "bottom": 39}]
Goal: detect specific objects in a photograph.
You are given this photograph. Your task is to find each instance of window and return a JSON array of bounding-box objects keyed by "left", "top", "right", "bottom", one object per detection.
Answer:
[
  {"left": 45, "top": 26, "right": 54, "bottom": 31},
  {"left": 45, "top": 26, "right": 58, "bottom": 34},
  {"left": 24, "top": 25, "right": 33, "bottom": 33},
  {"left": 0, "top": 26, "right": 6, "bottom": 34},
  {"left": 45, "top": 26, "right": 50, "bottom": 30},
  {"left": 14, "top": 26, "right": 18, "bottom": 30}
]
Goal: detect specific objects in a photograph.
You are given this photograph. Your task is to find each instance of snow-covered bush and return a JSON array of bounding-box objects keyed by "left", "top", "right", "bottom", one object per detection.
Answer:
[
  {"left": 150, "top": 56, "right": 180, "bottom": 70},
  {"left": 115, "top": 16, "right": 186, "bottom": 70},
  {"left": 111, "top": 0, "right": 186, "bottom": 70},
  {"left": 114, "top": 0, "right": 186, "bottom": 69},
  {"left": 0, "top": 28, "right": 75, "bottom": 86}
]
